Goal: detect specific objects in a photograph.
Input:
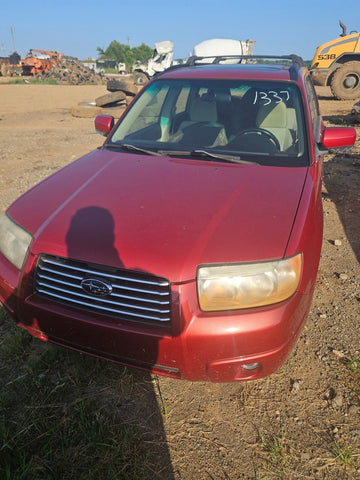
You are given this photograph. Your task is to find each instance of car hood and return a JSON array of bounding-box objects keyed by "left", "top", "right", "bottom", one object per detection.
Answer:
[{"left": 9, "top": 150, "right": 308, "bottom": 282}]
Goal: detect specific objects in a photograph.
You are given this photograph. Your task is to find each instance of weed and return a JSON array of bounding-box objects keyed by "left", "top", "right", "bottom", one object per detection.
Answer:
[
  {"left": 259, "top": 428, "right": 290, "bottom": 476},
  {"left": 346, "top": 357, "right": 360, "bottom": 374},
  {"left": 332, "top": 440, "right": 357, "bottom": 467},
  {"left": 341, "top": 355, "right": 360, "bottom": 403}
]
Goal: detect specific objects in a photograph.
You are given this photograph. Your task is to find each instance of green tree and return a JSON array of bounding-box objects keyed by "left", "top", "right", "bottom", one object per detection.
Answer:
[
  {"left": 131, "top": 43, "right": 153, "bottom": 63},
  {"left": 96, "top": 41, "right": 152, "bottom": 69}
]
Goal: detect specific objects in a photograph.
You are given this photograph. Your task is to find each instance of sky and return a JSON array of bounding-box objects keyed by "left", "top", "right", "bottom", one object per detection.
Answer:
[{"left": 0, "top": 0, "right": 359, "bottom": 62}]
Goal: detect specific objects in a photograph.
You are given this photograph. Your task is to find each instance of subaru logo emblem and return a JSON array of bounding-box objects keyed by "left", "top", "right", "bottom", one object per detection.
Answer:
[{"left": 81, "top": 278, "right": 113, "bottom": 297}]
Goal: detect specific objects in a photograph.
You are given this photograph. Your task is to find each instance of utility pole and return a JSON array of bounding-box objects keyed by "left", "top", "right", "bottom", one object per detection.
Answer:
[{"left": 10, "top": 27, "right": 15, "bottom": 52}]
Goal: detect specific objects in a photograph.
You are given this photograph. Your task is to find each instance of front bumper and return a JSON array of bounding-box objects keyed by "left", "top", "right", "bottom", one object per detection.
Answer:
[{"left": 0, "top": 252, "right": 313, "bottom": 383}]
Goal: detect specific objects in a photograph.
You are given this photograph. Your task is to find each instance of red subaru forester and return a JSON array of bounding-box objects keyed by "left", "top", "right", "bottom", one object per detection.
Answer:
[{"left": 0, "top": 55, "right": 356, "bottom": 382}]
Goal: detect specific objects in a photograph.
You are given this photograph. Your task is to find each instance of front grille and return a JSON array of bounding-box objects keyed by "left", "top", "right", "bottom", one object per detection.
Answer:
[{"left": 34, "top": 255, "right": 171, "bottom": 323}]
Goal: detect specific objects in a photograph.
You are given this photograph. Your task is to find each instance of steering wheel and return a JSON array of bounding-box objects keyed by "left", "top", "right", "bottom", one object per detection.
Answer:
[{"left": 234, "top": 128, "right": 280, "bottom": 151}]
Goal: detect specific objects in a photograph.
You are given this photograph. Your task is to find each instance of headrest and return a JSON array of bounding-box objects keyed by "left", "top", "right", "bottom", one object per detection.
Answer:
[
  {"left": 257, "top": 101, "right": 287, "bottom": 128},
  {"left": 190, "top": 97, "right": 217, "bottom": 123},
  {"left": 215, "top": 90, "right": 231, "bottom": 103}
]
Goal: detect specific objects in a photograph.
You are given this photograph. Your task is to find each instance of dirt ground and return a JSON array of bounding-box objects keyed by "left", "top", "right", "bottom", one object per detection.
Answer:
[{"left": 1, "top": 82, "right": 360, "bottom": 479}]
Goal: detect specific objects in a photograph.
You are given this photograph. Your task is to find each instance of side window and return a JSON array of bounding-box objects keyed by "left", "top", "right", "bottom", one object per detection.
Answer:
[
  {"left": 131, "top": 85, "right": 169, "bottom": 134},
  {"left": 304, "top": 75, "right": 320, "bottom": 138}
]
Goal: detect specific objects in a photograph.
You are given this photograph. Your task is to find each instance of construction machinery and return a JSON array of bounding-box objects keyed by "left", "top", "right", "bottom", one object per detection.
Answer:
[
  {"left": 21, "top": 49, "right": 64, "bottom": 76},
  {"left": 310, "top": 21, "right": 360, "bottom": 100}
]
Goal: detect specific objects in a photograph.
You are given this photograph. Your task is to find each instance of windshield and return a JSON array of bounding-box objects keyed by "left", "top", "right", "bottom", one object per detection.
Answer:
[{"left": 107, "top": 78, "right": 309, "bottom": 166}]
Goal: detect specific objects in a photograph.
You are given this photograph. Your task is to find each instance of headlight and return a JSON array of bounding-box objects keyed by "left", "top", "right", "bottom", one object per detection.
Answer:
[
  {"left": 0, "top": 213, "right": 32, "bottom": 269},
  {"left": 197, "top": 253, "right": 302, "bottom": 311}
]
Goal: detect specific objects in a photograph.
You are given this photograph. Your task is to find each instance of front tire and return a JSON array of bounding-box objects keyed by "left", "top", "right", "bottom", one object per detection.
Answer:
[
  {"left": 330, "top": 62, "right": 360, "bottom": 100},
  {"left": 134, "top": 71, "right": 149, "bottom": 86}
]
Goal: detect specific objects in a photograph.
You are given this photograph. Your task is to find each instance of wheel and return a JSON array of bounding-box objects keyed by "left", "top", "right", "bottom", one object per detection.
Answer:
[
  {"left": 233, "top": 128, "right": 280, "bottom": 151},
  {"left": 134, "top": 71, "right": 149, "bottom": 86},
  {"left": 330, "top": 62, "right": 360, "bottom": 100},
  {"left": 95, "top": 91, "right": 126, "bottom": 107}
]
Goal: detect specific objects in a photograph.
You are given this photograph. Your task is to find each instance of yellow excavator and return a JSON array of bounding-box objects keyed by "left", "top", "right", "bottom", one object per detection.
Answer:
[{"left": 310, "top": 21, "right": 360, "bottom": 100}]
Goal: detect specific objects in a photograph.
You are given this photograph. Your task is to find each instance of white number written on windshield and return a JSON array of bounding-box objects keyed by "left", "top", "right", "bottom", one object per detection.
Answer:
[{"left": 253, "top": 90, "right": 290, "bottom": 105}]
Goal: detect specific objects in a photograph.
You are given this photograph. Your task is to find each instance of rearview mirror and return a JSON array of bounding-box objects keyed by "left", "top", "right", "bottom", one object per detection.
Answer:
[
  {"left": 321, "top": 126, "right": 356, "bottom": 151},
  {"left": 95, "top": 115, "right": 115, "bottom": 136}
]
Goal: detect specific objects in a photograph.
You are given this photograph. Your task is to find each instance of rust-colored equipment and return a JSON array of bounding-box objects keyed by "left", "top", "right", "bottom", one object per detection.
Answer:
[{"left": 21, "top": 49, "right": 64, "bottom": 76}]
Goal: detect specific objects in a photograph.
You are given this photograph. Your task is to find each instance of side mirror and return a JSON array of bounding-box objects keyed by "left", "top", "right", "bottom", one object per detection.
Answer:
[
  {"left": 95, "top": 115, "right": 115, "bottom": 137},
  {"left": 321, "top": 126, "right": 356, "bottom": 152}
]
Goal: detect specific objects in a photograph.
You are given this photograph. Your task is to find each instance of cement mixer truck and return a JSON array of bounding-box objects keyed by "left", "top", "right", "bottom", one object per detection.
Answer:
[{"left": 192, "top": 38, "right": 256, "bottom": 61}]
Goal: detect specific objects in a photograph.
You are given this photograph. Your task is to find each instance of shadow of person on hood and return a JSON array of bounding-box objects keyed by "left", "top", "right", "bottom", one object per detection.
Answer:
[
  {"left": 64, "top": 205, "right": 175, "bottom": 478},
  {"left": 66, "top": 206, "right": 124, "bottom": 267}
]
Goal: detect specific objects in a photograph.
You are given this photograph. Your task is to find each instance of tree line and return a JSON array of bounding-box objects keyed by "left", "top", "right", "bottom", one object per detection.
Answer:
[{"left": 96, "top": 41, "right": 153, "bottom": 69}]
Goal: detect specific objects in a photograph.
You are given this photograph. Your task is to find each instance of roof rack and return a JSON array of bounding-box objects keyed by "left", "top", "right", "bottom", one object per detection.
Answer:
[
  {"left": 185, "top": 54, "right": 305, "bottom": 68},
  {"left": 157, "top": 54, "right": 305, "bottom": 81}
]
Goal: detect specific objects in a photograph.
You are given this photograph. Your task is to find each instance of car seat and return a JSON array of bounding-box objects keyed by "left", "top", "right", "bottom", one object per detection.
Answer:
[
  {"left": 256, "top": 101, "right": 293, "bottom": 151},
  {"left": 174, "top": 97, "right": 227, "bottom": 147}
]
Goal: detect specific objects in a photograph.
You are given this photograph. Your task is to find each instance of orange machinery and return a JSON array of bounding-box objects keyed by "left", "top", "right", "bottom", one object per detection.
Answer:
[{"left": 21, "top": 49, "right": 64, "bottom": 76}]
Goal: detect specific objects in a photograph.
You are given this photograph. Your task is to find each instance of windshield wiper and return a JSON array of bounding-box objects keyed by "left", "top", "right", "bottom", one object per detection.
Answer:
[
  {"left": 105, "top": 144, "right": 259, "bottom": 164},
  {"left": 157, "top": 149, "right": 193, "bottom": 157},
  {"left": 191, "top": 150, "right": 259, "bottom": 165},
  {"left": 106, "top": 143, "right": 162, "bottom": 156}
]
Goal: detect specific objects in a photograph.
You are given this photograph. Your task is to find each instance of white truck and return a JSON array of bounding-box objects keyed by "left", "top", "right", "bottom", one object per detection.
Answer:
[
  {"left": 192, "top": 38, "right": 256, "bottom": 62},
  {"left": 133, "top": 40, "right": 174, "bottom": 85}
]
